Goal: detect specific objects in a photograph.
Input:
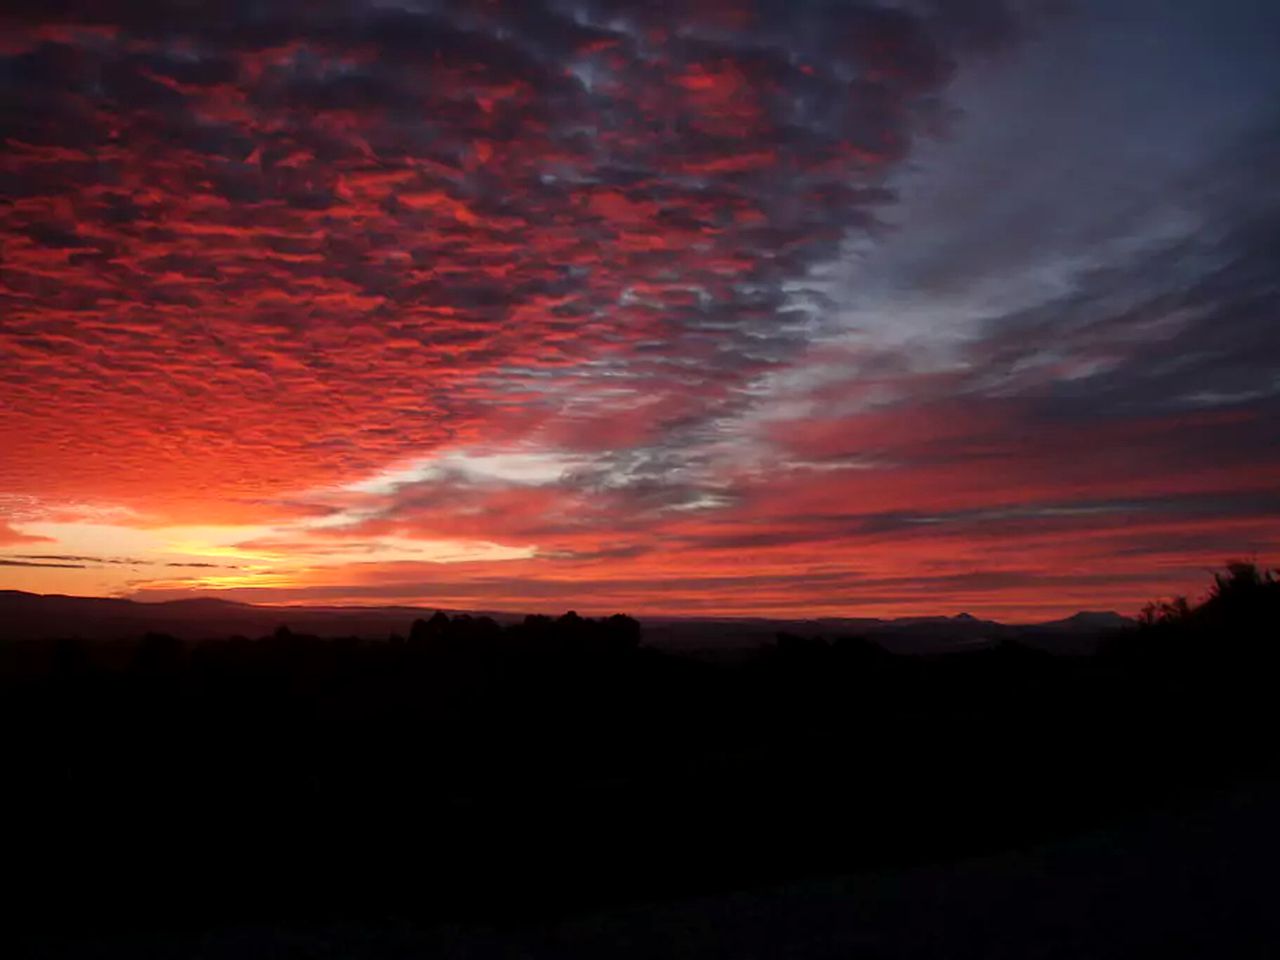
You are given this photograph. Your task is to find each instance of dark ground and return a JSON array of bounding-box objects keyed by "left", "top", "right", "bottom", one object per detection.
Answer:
[
  {"left": 4, "top": 567, "right": 1278, "bottom": 957},
  {"left": 13, "top": 779, "right": 1280, "bottom": 959}
]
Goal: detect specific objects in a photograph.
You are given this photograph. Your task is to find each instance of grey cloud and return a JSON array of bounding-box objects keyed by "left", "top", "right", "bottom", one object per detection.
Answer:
[{"left": 0, "top": 559, "right": 86, "bottom": 568}]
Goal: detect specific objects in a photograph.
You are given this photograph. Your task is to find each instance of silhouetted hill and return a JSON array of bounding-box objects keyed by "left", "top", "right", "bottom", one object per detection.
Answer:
[
  {"left": 0, "top": 590, "right": 508, "bottom": 643},
  {"left": 0, "top": 590, "right": 1132, "bottom": 653},
  {"left": 1038, "top": 610, "right": 1133, "bottom": 632},
  {"left": 646, "top": 609, "right": 1135, "bottom": 657}
]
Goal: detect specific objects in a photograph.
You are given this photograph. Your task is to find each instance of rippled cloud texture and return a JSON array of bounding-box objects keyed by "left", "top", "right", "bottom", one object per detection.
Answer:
[{"left": 2, "top": 0, "right": 1278, "bottom": 617}]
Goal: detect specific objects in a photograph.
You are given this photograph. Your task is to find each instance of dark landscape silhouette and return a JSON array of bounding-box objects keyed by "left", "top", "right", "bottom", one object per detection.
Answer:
[{"left": 4, "top": 563, "right": 1278, "bottom": 954}]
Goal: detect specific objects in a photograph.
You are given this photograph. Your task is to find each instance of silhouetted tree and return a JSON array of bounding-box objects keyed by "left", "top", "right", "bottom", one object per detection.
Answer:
[
  {"left": 604, "top": 613, "right": 642, "bottom": 650},
  {"left": 409, "top": 610, "right": 450, "bottom": 646},
  {"left": 1138, "top": 596, "right": 1191, "bottom": 627},
  {"left": 131, "top": 632, "right": 184, "bottom": 677}
]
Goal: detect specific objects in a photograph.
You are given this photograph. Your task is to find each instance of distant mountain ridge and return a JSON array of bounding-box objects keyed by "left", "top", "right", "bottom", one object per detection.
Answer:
[{"left": 0, "top": 590, "right": 1135, "bottom": 654}]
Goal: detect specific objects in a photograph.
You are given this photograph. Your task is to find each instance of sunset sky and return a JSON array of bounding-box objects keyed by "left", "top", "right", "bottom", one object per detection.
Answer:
[{"left": 2, "top": 0, "right": 1278, "bottom": 620}]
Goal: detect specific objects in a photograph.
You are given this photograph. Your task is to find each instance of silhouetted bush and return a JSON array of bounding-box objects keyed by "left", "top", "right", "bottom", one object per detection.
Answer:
[{"left": 1107, "top": 561, "right": 1279, "bottom": 668}]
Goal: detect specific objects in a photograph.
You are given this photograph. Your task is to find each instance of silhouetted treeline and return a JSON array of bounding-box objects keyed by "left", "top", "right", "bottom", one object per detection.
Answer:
[
  {"left": 1108, "top": 561, "right": 1279, "bottom": 662},
  {"left": 2, "top": 566, "right": 1277, "bottom": 934}
]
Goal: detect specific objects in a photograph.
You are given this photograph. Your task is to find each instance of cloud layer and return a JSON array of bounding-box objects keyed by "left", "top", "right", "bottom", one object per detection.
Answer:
[{"left": 2, "top": 0, "right": 1278, "bottom": 617}]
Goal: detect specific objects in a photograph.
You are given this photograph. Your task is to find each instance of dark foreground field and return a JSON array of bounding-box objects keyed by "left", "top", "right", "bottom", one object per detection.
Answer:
[
  {"left": 4, "top": 565, "right": 1278, "bottom": 956},
  {"left": 17, "top": 779, "right": 1280, "bottom": 959}
]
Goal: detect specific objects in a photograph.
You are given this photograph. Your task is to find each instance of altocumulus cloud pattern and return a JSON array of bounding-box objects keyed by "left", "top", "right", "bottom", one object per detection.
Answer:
[{"left": 1, "top": 0, "right": 1279, "bottom": 617}]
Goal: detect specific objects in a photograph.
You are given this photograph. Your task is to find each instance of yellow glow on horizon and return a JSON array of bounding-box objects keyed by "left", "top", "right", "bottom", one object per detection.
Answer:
[{"left": 3, "top": 512, "right": 536, "bottom": 599}]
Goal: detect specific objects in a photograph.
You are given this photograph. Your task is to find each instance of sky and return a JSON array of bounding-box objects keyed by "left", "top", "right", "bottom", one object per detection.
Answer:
[{"left": 2, "top": 0, "right": 1279, "bottom": 620}]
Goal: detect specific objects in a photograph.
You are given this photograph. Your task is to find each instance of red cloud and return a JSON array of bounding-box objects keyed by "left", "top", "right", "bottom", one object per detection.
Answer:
[
  {"left": 4, "top": 2, "right": 1276, "bottom": 618},
  {"left": 0, "top": 522, "right": 54, "bottom": 546}
]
